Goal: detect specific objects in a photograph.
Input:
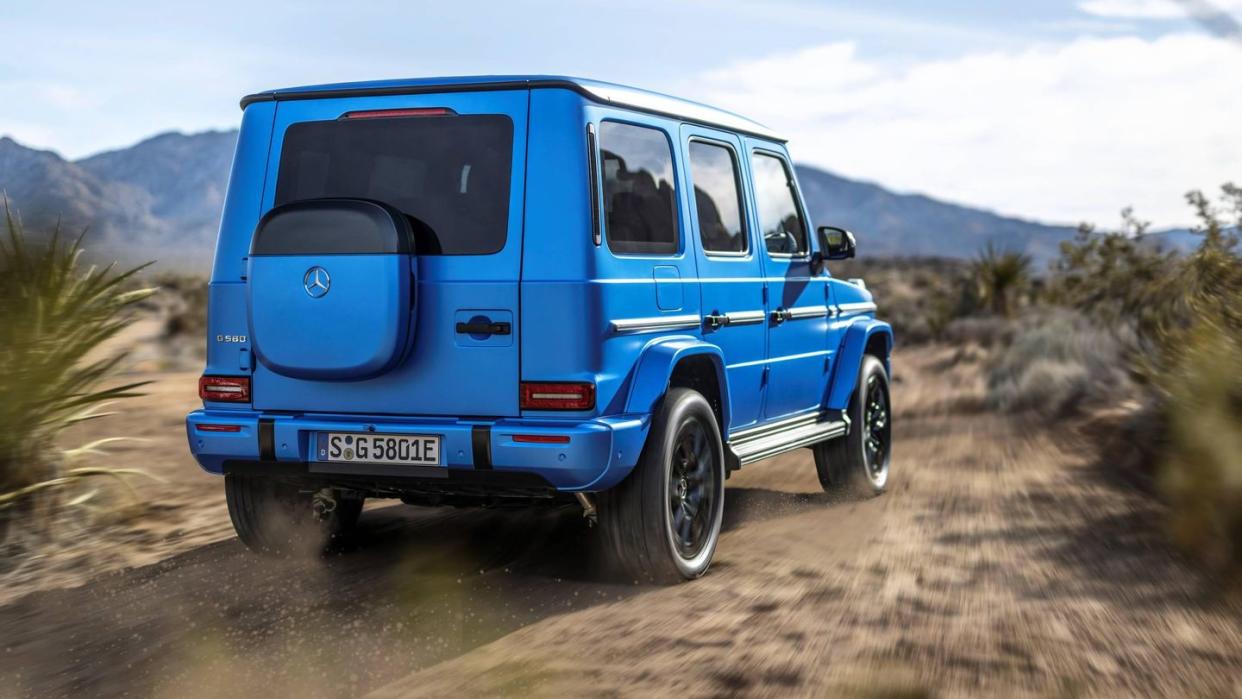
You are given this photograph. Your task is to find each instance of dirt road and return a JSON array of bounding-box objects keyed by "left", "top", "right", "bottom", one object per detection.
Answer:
[{"left": 3, "top": 347, "right": 1242, "bottom": 698}]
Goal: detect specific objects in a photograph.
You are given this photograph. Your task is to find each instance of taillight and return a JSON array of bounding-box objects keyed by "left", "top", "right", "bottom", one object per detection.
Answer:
[
  {"left": 199, "top": 376, "right": 251, "bottom": 403},
  {"left": 341, "top": 107, "right": 456, "bottom": 119},
  {"left": 520, "top": 382, "right": 595, "bottom": 411}
]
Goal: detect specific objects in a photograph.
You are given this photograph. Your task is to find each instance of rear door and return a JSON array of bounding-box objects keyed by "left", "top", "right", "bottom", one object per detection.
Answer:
[
  {"left": 250, "top": 90, "right": 529, "bottom": 417},
  {"left": 680, "top": 125, "right": 767, "bottom": 432}
]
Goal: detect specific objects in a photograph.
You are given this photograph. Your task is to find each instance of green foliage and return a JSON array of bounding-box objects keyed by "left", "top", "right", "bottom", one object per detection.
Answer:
[
  {"left": 0, "top": 206, "right": 154, "bottom": 500},
  {"left": 1049, "top": 191, "right": 1242, "bottom": 383},
  {"left": 1047, "top": 183, "right": 1242, "bottom": 571},
  {"left": 1047, "top": 209, "right": 1171, "bottom": 340},
  {"left": 972, "top": 242, "right": 1031, "bottom": 317},
  {"left": 1158, "top": 319, "right": 1242, "bottom": 571}
]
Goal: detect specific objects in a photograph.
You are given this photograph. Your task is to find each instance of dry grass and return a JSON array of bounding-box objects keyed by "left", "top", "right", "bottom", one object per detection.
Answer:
[{"left": 985, "top": 308, "right": 1136, "bottom": 419}]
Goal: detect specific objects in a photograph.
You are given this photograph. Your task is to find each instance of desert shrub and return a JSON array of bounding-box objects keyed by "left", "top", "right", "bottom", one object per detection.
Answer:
[
  {"left": 1147, "top": 188, "right": 1242, "bottom": 571},
  {"left": 985, "top": 308, "right": 1135, "bottom": 417},
  {"left": 1157, "top": 320, "right": 1242, "bottom": 571},
  {"left": 1047, "top": 209, "right": 1172, "bottom": 340},
  {"left": 831, "top": 257, "right": 978, "bottom": 344},
  {"left": 156, "top": 273, "right": 209, "bottom": 338},
  {"left": 972, "top": 242, "right": 1032, "bottom": 317},
  {"left": 942, "top": 315, "right": 1017, "bottom": 349},
  {"left": 0, "top": 207, "right": 154, "bottom": 513},
  {"left": 1048, "top": 185, "right": 1242, "bottom": 571}
]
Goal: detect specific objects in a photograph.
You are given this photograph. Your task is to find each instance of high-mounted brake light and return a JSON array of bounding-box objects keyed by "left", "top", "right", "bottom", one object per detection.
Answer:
[
  {"left": 341, "top": 107, "right": 457, "bottom": 120},
  {"left": 520, "top": 382, "right": 595, "bottom": 411},
  {"left": 199, "top": 376, "right": 251, "bottom": 403}
]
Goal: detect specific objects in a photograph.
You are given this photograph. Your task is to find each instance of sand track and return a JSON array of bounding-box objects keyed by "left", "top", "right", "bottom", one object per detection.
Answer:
[{"left": 3, "top": 348, "right": 1241, "bottom": 697}]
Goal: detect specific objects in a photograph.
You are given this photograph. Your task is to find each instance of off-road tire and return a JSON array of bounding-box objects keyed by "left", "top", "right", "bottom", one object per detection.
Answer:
[
  {"left": 225, "top": 475, "right": 363, "bottom": 556},
  {"left": 814, "top": 354, "right": 891, "bottom": 498},
  {"left": 599, "top": 388, "right": 726, "bottom": 584}
]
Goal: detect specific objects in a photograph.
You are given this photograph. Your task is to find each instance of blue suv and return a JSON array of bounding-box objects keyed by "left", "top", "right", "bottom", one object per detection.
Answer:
[{"left": 186, "top": 76, "right": 893, "bottom": 582}]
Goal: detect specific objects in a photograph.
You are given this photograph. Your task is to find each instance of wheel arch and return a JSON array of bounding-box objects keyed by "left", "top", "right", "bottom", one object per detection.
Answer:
[
  {"left": 624, "top": 337, "right": 730, "bottom": 433},
  {"left": 826, "top": 319, "right": 893, "bottom": 411}
]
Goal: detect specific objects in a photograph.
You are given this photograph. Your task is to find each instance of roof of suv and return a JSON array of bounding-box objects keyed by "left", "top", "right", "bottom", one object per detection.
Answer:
[{"left": 240, "top": 75, "right": 784, "bottom": 142}]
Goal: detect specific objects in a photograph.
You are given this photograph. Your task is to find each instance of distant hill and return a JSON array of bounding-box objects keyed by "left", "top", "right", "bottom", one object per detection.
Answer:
[
  {"left": 794, "top": 166, "right": 1078, "bottom": 263},
  {"left": 0, "top": 129, "right": 1174, "bottom": 270},
  {"left": 0, "top": 132, "right": 234, "bottom": 269},
  {"left": 78, "top": 130, "right": 236, "bottom": 242},
  {"left": 0, "top": 136, "right": 163, "bottom": 247}
]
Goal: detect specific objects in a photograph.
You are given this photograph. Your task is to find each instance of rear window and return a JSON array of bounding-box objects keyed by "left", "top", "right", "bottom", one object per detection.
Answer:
[
  {"left": 274, "top": 114, "right": 514, "bottom": 255},
  {"left": 599, "top": 121, "right": 679, "bottom": 256}
]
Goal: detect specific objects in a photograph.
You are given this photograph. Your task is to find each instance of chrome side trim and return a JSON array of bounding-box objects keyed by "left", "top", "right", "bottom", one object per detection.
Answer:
[
  {"left": 610, "top": 314, "right": 701, "bottom": 334},
  {"left": 786, "top": 305, "right": 829, "bottom": 320},
  {"left": 730, "top": 418, "right": 849, "bottom": 465},
  {"left": 837, "top": 302, "right": 877, "bottom": 315},
  {"left": 724, "top": 310, "right": 766, "bottom": 326}
]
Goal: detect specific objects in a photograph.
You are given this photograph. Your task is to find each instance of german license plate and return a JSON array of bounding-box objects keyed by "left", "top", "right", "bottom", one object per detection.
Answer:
[{"left": 317, "top": 432, "right": 441, "bottom": 466}]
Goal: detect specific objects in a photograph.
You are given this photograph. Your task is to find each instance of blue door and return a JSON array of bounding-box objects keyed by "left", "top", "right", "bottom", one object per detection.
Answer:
[
  {"left": 746, "top": 145, "right": 833, "bottom": 421},
  {"left": 680, "top": 126, "right": 766, "bottom": 431}
]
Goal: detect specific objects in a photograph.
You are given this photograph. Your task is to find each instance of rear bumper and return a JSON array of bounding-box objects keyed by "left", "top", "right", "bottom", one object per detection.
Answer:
[{"left": 185, "top": 410, "right": 649, "bottom": 492}]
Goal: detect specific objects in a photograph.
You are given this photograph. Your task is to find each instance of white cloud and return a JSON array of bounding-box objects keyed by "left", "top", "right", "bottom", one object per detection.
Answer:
[
  {"left": 1080, "top": 0, "right": 1242, "bottom": 19},
  {"left": 688, "top": 34, "right": 1242, "bottom": 228}
]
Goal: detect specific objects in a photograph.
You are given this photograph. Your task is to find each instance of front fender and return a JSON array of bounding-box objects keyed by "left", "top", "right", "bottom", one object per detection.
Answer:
[
  {"left": 826, "top": 319, "right": 893, "bottom": 410},
  {"left": 624, "top": 336, "right": 730, "bottom": 429}
]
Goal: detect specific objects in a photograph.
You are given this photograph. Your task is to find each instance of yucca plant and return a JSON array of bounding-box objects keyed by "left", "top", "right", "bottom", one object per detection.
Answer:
[
  {"left": 972, "top": 242, "right": 1032, "bottom": 317},
  {"left": 0, "top": 204, "right": 155, "bottom": 517}
]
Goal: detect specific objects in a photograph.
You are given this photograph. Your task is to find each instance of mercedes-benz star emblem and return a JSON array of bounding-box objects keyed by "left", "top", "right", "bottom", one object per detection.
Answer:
[{"left": 303, "top": 266, "right": 331, "bottom": 298}]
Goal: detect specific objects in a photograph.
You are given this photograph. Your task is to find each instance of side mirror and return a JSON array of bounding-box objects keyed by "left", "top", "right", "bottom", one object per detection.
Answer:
[{"left": 817, "top": 226, "right": 856, "bottom": 261}]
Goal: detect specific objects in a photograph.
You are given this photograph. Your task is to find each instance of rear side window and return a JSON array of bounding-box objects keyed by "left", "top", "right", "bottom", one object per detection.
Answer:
[
  {"left": 688, "top": 141, "right": 747, "bottom": 254},
  {"left": 751, "top": 152, "right": 807, "bottom": 256},
  {"left": 274, "top": 115, "right": 513, "bottom": 255},
  {"left": 599, "top": 122, "right": 679, "bottom": 255}
]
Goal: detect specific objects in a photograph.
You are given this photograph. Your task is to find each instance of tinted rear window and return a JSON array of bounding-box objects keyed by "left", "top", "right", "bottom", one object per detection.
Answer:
[
  {"left": 274, "top": 115, "right": 513, "bottom": 255},
  {"left": 599, "top": 121, "right": 679, "bottom": 256}
]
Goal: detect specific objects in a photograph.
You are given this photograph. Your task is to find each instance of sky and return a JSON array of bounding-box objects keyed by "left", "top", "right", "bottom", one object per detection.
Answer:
[{"left": 2, "top": 0, "right": 1240, "bottom": 228}]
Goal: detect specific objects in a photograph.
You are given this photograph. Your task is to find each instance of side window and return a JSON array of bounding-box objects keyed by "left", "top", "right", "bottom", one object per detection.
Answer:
[
  {"left": 751, "top": 152, "right": 808, "bottom": 256},
  {"left": 688, "top": 141, "right": 747, "bottom": 255},
  {"left": 599, "top": 121, "right": 679, "bottom": 255}
]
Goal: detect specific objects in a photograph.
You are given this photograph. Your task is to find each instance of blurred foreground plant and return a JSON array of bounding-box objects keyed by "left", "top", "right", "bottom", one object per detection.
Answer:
[
  {"left": 0, "top": 205, "right": 155, "bottom": 519},
  {"left": 1049, "top": 184, "right": 1242, "bottom": 571},
  {"left": 1158, "top": 319, "right": 1242, "bottom": 570}
]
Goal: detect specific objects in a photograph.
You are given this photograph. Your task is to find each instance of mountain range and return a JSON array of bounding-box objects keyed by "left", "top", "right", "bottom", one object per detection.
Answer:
[{"left": 0, "top": 130, "right": 1195, "bottom": 271}]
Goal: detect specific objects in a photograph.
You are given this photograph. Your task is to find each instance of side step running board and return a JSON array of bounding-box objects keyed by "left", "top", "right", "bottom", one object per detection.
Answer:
[{"left": 727, "top": 413, "right": 849, "bottom": 466}]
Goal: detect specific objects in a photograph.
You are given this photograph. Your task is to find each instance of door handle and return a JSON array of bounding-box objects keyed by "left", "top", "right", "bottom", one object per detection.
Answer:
[
  {"left": 455, "top": 320, "right": 511, "bottom": 336},
  {"left": 704, "top": 312, "right": 730, "bottom": 329},
  {"left": 771, "top": 308, "right": 792, "bottom": 324}
]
